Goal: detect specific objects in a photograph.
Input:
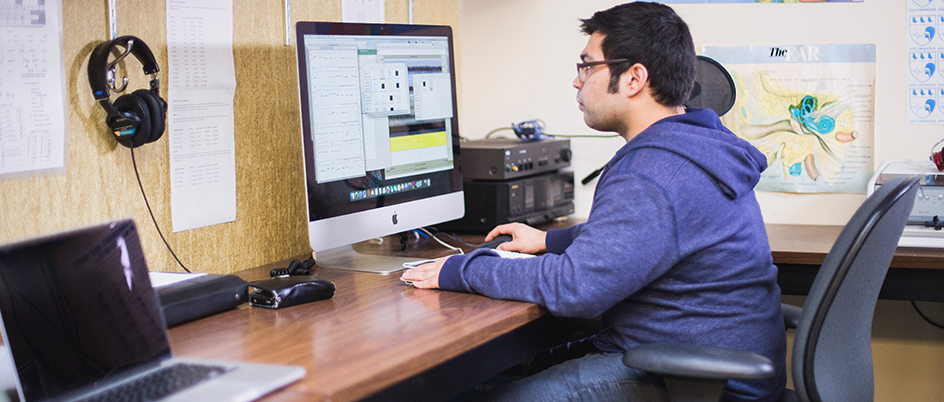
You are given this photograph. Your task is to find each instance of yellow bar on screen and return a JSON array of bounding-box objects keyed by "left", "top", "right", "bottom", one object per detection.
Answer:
[{"left": 389, "top": 131, "right": 448, "bottom": 152}]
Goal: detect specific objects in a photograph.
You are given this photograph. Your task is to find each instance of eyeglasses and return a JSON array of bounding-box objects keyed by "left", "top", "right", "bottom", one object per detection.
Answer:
[{"left": 576, "top": 59, "right": 630, "bottom": 84}]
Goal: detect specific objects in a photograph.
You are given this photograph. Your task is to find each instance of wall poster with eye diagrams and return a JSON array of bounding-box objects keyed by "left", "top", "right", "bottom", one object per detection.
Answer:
[{"left": 702, "top": 44, "right": 875, "bottom": 194}]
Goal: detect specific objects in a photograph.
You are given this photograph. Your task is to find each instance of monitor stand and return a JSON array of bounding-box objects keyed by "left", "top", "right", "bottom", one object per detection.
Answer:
[{"left": 313, "top": 245, "right": 422, "bottom": 275}]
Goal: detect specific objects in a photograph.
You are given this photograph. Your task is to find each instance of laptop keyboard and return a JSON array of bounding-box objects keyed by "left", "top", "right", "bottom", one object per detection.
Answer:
[{"left": 78, "top": 363, "right": 229, "bottom": 402}]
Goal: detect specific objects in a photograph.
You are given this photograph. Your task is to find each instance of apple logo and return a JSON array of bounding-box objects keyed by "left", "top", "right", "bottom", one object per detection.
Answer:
[{"left": 392, "top": 212, "right": 398, "bottom": 225}]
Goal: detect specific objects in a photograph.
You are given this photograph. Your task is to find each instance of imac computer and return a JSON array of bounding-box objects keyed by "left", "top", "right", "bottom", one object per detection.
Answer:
[{"left": 294, "top": 22, "right": 464, "bottom": 274}]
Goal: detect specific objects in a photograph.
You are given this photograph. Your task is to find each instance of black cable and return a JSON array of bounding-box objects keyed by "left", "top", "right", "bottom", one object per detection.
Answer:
[
  {"left": 911, "top": 300, "right": 944, "bottom": 330},
  {"left": 130, "top": 148, "right": 191, "bottom": 273},
  {"left": 581, "top": 165, "right": 606, "bottom": 185},
  {"left": 438, "top": 232, "right": 486, "bottom": 248},
  {"left": 925, "top": 215, "right": 944, "bottom": 231},
  {"left": 399, "top": 231, "right": 411, "bottom": 251},
  {"left": 270, "top": 257, "right": 314, "bottom": 277}
]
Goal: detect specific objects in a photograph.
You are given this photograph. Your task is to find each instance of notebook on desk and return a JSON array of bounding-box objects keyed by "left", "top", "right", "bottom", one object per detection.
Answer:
[{"left": 0, "top": 219, "right": 304, "bottom": 402}]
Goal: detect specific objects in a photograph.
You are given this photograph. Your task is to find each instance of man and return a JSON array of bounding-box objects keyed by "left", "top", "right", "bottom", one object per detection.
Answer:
[{"left": 402, "top": 3, "right": 787, "bottom": 401}]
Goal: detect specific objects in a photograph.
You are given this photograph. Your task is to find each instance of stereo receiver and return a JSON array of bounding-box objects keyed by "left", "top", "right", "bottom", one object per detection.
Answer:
[{"left": 868, "top": 159, "right": 944, "bottom": 248}]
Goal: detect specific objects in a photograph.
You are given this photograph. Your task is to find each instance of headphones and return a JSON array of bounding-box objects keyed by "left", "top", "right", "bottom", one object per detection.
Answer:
[
  {"left": 932, "top": 139, "right": 944, "bottom": 171},
  {"left": 87, "top": 36, "right": 166, "bottom": 148}
]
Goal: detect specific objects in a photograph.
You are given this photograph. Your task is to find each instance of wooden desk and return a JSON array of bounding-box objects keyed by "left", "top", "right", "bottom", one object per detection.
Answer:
[
  {"left": 168, "top": 227, "right": 587, "bottom": 402},
  {"left": 767, "top": 224, "right": 944, "bottom": 301},
  {"left": 168, "top": 222, "right": 944, "bottom": 402}
]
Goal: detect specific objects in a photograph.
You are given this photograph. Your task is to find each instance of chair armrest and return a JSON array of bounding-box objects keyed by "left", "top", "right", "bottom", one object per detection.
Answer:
[
  {"left": 781, "top": 303, "right": 802, "bottom": 329},
  {"left": 622, "top": 343, "right": 775, "bottom": 381}
]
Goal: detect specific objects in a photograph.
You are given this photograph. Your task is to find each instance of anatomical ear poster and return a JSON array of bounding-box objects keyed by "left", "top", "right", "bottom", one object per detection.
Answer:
[
  {"left": 657, "top": 0, "right": 862, "bottom": 3},
  {"left": 703, "top": 44, "right": 875, "bottom": 194},
  {"left": 908, "top": 0, "right": 944, "bottom": 124}
]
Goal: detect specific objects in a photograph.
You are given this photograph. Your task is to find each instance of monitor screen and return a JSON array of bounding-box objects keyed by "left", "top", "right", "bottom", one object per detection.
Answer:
[{"left": 295, "top": 22, "right": 464, "bottom": 273}]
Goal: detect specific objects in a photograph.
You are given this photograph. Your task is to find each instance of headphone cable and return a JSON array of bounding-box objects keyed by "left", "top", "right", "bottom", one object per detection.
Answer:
[
  {"left": 912, "top": 300, "right": 944, "bottom": 330},
  {"left": 130, "top": 148, "right": 191, "bottom": 273}
]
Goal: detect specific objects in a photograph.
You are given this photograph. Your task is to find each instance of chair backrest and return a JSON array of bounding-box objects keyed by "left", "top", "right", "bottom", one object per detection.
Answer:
[{"left": 792, "top": 175, "right": 919, "bottom": 402}]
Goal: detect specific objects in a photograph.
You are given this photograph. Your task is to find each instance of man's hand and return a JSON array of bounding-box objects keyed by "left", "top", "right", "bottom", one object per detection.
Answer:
[
  {"left": 401, "top": 223, "right": 546, "bottom": 289},
  {"left": 401, "top": 257, "right": 448, "bottom": 289},
  {"left": 485, "top": 222, "right": 547, "bottom": 254}
]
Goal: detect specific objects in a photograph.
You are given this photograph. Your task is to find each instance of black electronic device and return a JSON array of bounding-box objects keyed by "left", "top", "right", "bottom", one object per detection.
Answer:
[
  {"left": 248, "top": 276, "right": 335, "bottom": 309},
  {"left": 294, "top": 21, "right": 465, "bottom": 274},
  {"left": 460, "top": 138, "right": 572, "bottom": 180},
  {"left": 156, "top": 274, "right": 249, "bottom": 327},
  {"left": 87, "top": 35, "right": 167, "bottom": 148},
  {"left": 439, "top": 171, "right": 575, "bottom": 233}
]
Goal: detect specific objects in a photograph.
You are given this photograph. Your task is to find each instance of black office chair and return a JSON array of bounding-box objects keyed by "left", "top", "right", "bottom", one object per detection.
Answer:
[{"left": 621, "top": 175, "right": 920, "bottom": 402}]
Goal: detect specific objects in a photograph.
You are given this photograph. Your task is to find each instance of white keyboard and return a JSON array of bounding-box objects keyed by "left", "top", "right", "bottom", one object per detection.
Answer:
[
  {"left": 402, "top": 259, "right": 437, "bottom": 268},
  {"left": 401, "top": 249, "right": 534, "bottom": 269},
  {"left": 399, "top": 250, "right": 536, "bottom": 285},
  {"left": 491, "top": 249, "right": 536, "bottom": 259}
]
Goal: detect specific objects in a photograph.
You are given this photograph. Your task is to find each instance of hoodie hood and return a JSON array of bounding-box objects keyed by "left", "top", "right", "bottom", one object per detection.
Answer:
[{"left": 609, "top": 108, "right": 767, "bottom": 200}]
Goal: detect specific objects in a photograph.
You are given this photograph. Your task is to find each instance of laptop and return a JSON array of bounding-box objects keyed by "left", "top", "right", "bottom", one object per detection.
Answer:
[{"left": 0, "top": 219, "right": 305, "bottom": 402}]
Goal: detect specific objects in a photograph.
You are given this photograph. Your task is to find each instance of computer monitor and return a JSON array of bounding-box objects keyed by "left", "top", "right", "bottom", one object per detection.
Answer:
[{"left": 294, "top": 21, "right": 464, "bottom": 274}]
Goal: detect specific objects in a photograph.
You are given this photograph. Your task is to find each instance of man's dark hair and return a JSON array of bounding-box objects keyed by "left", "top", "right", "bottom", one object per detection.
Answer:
[{"left": 580, "top": 2, "right": 696, "bottom": 107}]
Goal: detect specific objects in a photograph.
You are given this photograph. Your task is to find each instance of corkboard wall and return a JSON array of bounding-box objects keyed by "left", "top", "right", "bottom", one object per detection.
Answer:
[{"left": 0, "top": 0, "right": 460, "bottom": 274}]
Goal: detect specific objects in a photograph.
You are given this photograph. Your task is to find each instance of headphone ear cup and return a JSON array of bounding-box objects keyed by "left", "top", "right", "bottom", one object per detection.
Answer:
[
  {"left": 934, "top": 148, "right": 944, "bottom": 171},
  {"left": 132, "top": 89, "right": 166, "bottom": 144},
  {"left": 112, "top": 93, "right": 151, "bottom": 148}
]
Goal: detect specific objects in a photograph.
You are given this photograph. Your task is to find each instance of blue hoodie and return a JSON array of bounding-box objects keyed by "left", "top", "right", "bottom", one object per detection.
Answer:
[{"left": 439, "top": 108, "right": 787, "bottom": 402}]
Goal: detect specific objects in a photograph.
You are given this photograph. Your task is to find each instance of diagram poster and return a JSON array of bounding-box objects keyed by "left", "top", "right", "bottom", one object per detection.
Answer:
[
  {"left": 703, "top": 44, "right": 875, "bottom": 193},
  {"left": 657, "top": 1, "right": 863, "bottom": 3}
]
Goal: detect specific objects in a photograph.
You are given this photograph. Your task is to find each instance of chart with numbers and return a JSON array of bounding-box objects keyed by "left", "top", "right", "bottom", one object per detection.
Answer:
[
  {"left": 166, "top": 0, "right": 237, "bottom": 232},
  {"left": 0, "top": 0, "right": 66, "bottom": 179}
]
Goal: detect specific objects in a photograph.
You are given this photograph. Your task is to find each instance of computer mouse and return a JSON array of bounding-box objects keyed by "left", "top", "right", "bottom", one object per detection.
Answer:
[{"left": 479, "top": 235, "right": 513, "bottom": 249}]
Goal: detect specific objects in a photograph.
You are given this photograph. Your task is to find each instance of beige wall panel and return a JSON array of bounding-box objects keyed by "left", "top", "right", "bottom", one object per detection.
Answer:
[{"left": 0, "top": 0, "right": 459, "bottom": 275}]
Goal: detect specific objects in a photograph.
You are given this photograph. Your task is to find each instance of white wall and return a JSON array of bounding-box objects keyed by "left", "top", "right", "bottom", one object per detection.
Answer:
[
  {"left": 458, "top": 2, "right": 944, "bottom": 401},
  {"left": 458, "top": 0, "right": 936, "bottom": 225}
]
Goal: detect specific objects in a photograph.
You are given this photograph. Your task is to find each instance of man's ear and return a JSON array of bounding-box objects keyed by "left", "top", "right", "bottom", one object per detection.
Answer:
[{"left": 621, "top": 63, "right": 649, "bottom": 98}]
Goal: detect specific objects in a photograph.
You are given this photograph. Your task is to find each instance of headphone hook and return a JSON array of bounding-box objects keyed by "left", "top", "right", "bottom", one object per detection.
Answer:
[{"left": 106, "top": 38, "right": 135, "bottom": 93}]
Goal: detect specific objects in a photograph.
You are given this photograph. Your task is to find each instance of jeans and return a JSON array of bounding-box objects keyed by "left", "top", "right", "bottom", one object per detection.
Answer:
[{"left": 471, "top": 351, "right": 670, "bottom": 402}]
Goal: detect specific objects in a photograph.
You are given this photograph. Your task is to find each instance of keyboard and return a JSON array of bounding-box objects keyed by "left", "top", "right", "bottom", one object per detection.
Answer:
[
  {"left": 402, "top": 249, "right": 535, "bottom": 268},
  {"left": 403, "top": 258, "right": 437, "bottom": 268},
  {"left": 400, "top": 249, "right": 536, "bottom": 286},
  {"left": 491, "top": 249, "right": 536, "bottom": 259},
  {"left": 78, "top": 363, "right": 229, "bottom": 402}
]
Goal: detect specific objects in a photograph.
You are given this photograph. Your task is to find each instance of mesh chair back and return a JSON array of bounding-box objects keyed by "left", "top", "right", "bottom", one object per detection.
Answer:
[{"left": 791, "top": 176, "right": 919, "bottom": 402}]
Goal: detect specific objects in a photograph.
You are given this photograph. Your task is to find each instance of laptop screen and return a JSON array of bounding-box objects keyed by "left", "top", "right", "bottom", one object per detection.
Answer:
[{"left": 0, "top": 220, "right": 171, "bottom": 401}]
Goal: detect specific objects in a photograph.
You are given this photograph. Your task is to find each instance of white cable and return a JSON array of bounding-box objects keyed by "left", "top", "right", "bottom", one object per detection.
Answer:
[{"left": 418, "top": 228, "right": 464, "bottom": 255}]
